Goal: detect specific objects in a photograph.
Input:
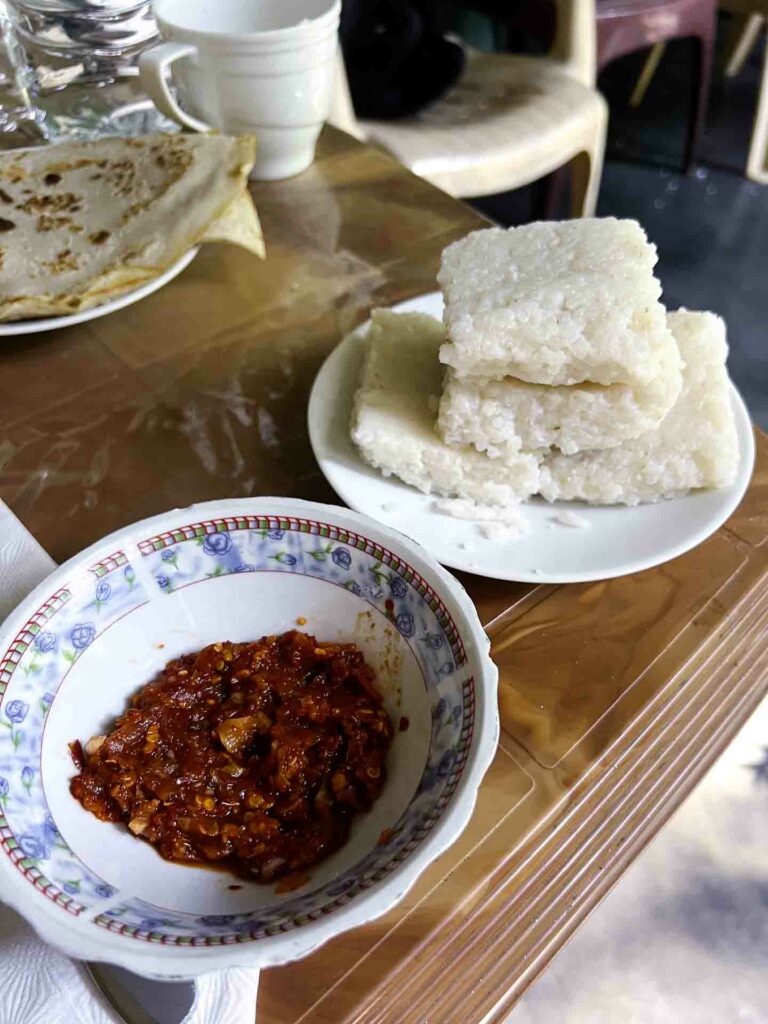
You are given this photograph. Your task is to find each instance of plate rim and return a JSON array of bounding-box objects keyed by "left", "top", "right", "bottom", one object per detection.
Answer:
[
  {"left": 0, "top": 247, "right": 199, "bottom": 337},
  {"left": 308, "top": 293, "right": 756, "bottom": 584}
]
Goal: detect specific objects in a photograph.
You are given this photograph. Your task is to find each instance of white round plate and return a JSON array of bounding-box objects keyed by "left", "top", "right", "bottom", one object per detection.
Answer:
[
  {"left": 308, "top": 292, "right": 755, "bottom": 584},
  {"left": 0, "top": 248, "right": 199, "bottom": 337}
]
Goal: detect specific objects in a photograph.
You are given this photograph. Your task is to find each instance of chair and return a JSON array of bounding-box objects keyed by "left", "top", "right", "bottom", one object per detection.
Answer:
[
  {"left": 597, "top": 0, "right": 717, "bottom": 170},
  {"left": 491, "top": 0, "right": 716, "bottom": 170},
  {"left": 330, "top": 0, "right": 608, "bottom": 217},
  {"left": 720, "top": 0, "right": 768, "bottom": 182}
]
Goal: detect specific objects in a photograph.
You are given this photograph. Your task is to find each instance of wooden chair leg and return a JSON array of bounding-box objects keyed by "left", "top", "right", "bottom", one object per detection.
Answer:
[
  {"left": 724, "top": 13, "right": 764, "bottom": 78},
  {"left": 683, "top": 27, "right": 714, "bottom": 174},
  {"left": 630, "top": 42, "right": 666, "bottom": 108},
  {"left": 746, "top": 25, "right": 768, "bottom": 183}
]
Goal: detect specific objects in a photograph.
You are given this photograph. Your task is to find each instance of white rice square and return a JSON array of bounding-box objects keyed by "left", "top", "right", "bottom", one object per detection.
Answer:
[
  {"left": 438, "top": 218, "right": 678, "bottom": 386},
  {"left": 538, "top": 310, "right": 739, "bottom": 505},
  {"left": 351, "top": 311, "right": 541, "bottom": 506},
  {"left": 438, "top": 335, "right": 682, "bottom": 458}
]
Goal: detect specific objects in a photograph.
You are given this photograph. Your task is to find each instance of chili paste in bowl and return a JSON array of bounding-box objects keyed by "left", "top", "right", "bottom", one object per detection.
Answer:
[
  {"left": 0, "top": 498, "right": 497, "bottom": 978},
  {"left": 71, "top": 633, "right": 394, "bottom": 887}
]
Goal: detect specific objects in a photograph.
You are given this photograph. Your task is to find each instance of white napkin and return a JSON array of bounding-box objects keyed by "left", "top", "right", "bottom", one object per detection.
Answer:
[
  {"left": 0, "top": 500, "right": 56, "bottom": 617},
  {"left": 0, "top": 501, "right": 261, "bottom": 1024}
]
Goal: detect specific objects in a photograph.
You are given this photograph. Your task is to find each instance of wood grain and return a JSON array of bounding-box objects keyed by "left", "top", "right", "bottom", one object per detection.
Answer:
[{"left": 0, "top": 127, "right": 765, "bottom": 1022}]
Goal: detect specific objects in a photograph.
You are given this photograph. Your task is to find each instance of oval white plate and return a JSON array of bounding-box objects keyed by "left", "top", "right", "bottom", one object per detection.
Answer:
[
  {"left": 308, "top": 292, "right": 756, "bottom": 584},
  {"left": 0, "top": 247, "right": 198, "bottom": 337}
]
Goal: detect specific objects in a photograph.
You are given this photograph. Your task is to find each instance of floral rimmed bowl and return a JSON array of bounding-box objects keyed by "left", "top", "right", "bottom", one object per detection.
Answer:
[{"left": 0, "top": 498, "right": 498, "bottom": 979}]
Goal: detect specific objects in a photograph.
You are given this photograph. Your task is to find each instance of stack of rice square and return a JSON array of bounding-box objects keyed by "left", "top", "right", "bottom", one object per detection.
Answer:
[{"left": 352, "top": 218, "right": 739, "bottom": 508}]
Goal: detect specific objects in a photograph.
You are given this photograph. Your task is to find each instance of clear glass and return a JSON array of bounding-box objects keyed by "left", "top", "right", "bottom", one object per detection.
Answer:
[
  {"left": 0, "top": 0, "right": 174, "bottom": 141},
  {"left": 0, "top": 2, "right": 45, "bottom": 140}
]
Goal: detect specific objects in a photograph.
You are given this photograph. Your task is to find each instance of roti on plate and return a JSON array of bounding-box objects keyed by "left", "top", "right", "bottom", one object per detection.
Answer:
[{"left": 0, "top": 133, "right": 264, "bottom": 322}]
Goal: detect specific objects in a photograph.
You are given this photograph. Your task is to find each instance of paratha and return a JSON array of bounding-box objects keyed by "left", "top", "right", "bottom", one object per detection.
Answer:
[{"left": 0, "top": 133, "right": 264, "bottom": 322}]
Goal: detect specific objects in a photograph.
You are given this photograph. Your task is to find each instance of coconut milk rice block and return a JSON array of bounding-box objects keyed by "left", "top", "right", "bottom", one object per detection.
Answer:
[
  {"left": 539, "top": 310, "right": 739, "bottom": 505},
  {"left": 438, "top": 218, "right": 680, "bottom": 387},
  {"left": 351, "top": 311, "right": 540, "bottom": 505},
  {"left": 439, "top": 346, "right": 682, "bottom": 458}
]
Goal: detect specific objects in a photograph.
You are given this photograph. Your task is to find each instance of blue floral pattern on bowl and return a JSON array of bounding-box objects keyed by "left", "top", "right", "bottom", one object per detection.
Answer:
[
  {"left": 139, "top": 515, "right": 464, "bottom": 682},
  {"left": 0, "top": 550, "right": 149, "bottom": 914},
  {"left": 0, "top": 516, "right": 477, "bottom": 946}
]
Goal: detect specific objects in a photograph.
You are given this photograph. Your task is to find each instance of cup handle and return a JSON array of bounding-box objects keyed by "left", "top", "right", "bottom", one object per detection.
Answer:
[{"left": 139, "top": 41, "right": 212, "bottom": 133}]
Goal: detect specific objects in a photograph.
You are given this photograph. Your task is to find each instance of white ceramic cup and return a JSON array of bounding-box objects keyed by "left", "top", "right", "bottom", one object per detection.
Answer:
[{"left": 139, "top": 0, "right": 341, "bottom": 180}]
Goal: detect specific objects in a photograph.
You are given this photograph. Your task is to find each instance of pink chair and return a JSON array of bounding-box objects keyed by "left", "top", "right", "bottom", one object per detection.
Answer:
[
  {"left": 497, "top": 0, "right": 717, "bottom": 170},
  {"left": 596, "top": 0, "right": 717, "bottom": 170}
]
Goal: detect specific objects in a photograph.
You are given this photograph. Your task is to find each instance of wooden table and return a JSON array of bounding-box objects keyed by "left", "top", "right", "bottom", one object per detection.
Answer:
[{"left": 1, "top": 127, "right": 766, "bottom": 1023}]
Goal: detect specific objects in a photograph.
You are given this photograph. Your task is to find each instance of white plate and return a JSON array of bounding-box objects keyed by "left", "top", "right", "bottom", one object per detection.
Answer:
[
  {"left": 0, "top": 247, "right": 199, "bottom": 337},
  {"left": 308, "top": 292, "right": 756, "bottom": 584}
]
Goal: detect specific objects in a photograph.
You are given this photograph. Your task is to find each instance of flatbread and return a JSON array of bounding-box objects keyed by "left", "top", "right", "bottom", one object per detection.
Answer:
[
  {"left": 201, "top": 189, "right": 265, "bottom": 256},
  {"left": 0, "top": 133, "right": 264, "bottom": 322}
]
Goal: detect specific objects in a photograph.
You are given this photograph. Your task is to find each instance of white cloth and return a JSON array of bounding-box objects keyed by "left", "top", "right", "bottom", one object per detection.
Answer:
[{"left": 0, "top": 501, "right": 260, "bottom": 1024}]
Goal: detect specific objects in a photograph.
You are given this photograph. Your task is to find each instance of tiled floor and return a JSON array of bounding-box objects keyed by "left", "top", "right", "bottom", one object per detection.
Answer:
[
  {"left": 506, "top": 697, "right": 768, "bottom": 1024},
  {"left": 598, "top": 161, "right": 768, "bottom": 429}
]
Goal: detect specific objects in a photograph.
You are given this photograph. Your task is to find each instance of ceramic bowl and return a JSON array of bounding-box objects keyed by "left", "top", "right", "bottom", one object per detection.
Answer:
[{"left": 0, "top": 498, "right": 498, "bottom": 978}]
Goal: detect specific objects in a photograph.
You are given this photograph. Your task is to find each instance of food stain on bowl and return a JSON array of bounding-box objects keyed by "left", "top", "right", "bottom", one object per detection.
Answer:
[{"left": 353, "top": 609, "right": 403, "bottom": 710}]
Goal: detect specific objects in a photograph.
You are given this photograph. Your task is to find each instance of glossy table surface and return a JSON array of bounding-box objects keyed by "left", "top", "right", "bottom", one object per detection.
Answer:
[{"left": 1, "top": 127, "right": 766, "bottom": 1022}]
